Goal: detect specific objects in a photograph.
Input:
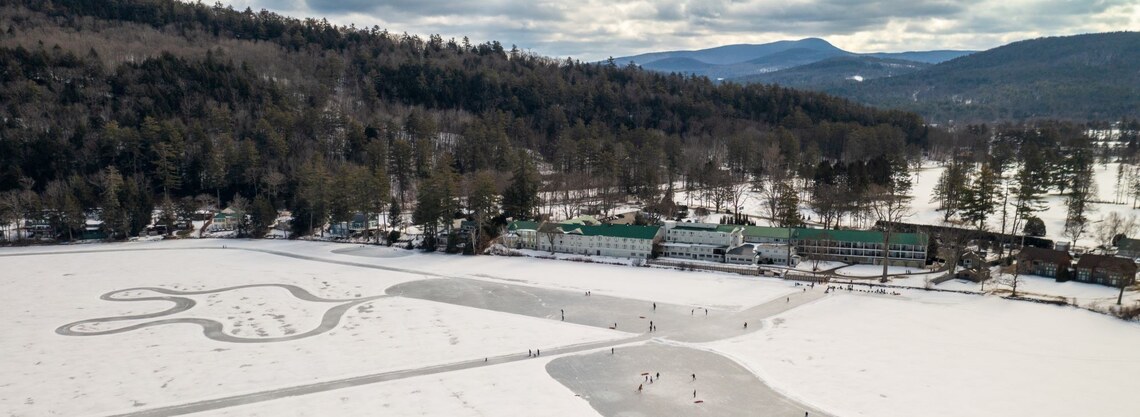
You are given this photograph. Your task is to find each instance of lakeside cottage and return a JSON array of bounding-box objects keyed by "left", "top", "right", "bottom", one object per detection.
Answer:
[
  {"left": 1074, "top": 254, "right": 1138, "bottom": 287},
  {"left": 1016, "top": 247, "right": 1073, "bottom": 280}
]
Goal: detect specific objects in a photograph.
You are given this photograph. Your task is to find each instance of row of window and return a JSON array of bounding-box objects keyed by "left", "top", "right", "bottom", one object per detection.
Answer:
[
  {"left": 799, "top": 249, "right": 925, "bottom": 260},
  {"left": 798, "top": 241, "right": 922, "bottom": 251},
  {"left": 665, "top": 252, "right": 722, "bottom": 260}
]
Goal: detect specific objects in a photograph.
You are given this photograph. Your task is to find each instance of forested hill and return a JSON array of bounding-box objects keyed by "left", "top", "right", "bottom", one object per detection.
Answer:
[
  {"left": 821, "top": 32, "right": 1140, "bottom": 123},
  {"left": 0, "top": 0, "right": 927, "bottom": 240}
]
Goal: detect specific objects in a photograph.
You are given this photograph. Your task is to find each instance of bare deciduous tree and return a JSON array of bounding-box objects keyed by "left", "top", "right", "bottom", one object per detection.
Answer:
[
  {"left": 996, "top": 263, "right": 1024, "bottom": 297},
  {"left": 868, "top": 165, "right": 914, "bottom": 282},
  {"left": 1094, "top": 212, "right": 1138, "bottom": 249}
]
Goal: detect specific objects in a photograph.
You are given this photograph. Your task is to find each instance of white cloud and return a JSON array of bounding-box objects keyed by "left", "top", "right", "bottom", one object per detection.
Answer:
[{"left": 221, "top": 0, "right": 1140, "bottom": 60}]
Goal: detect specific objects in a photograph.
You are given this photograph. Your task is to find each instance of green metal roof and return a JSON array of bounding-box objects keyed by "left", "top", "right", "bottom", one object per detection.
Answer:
[
  {"left": 665, "top": 223, "right": 744, "bottom": 233},
  {"left": 714, "top": 224, "right": 745, "bottom": 233},
  {"left": 508, "top": 220, "right": 539, "bottom": 231},
  {"left": 740, "top": 226, "right": 794, "bottom": 239},
  {"left": 794, "top": 228, "right": 928, "bottom": 246},
  {"left": 557, "top": 223, "right": 661, "bottom": 240}
]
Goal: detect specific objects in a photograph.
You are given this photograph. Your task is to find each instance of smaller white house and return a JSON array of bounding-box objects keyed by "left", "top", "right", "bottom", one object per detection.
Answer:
[
  {"left": 662, "top": 242, "right": 727, "bottom": 262},
  {"left": 756, "top": 243, "right": 799, "bottom": 266},
  {"left": 661, "top": 222, "right": 743, "bottom": 262},
  {"left": 725, "top": 244, "right": 758, "bottom": 264},
  {"left": 504, "top": 220, "right": 539, "bottom": 249},
  {"left": 537, "top": 223, "right": 662, "bottom": 259}
]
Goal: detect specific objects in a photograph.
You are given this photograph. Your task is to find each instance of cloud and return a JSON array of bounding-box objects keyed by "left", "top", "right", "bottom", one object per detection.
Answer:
[{"left": 225, "top": 0, "right": 1140, "bottom": 60}]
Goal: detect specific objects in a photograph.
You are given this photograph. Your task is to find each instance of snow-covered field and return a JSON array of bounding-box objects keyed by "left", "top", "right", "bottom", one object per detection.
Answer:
[
  {"left": 662, "top": 160, "right": 1137, "bottom": 250},
  {"left": 708, "top": 291, "right": 1140, "bottom": 417},
  {"left": 911, "top": 162, "right": 1140, "bottom": 248}
]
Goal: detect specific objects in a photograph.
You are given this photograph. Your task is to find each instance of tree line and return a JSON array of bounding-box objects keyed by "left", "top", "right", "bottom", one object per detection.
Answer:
[{"left": 0, "top": 0, "right": 939, "bottom": 247}]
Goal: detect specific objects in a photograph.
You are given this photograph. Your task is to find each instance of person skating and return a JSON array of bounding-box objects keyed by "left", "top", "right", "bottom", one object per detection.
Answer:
[
  {"left": 536, "top": 349, "right": 540, "bottom": 356},
  {"left": 653, "top": 302, "right": 656, "bottom": 311},
  {"left": 744, "top": 322, "right": 748, "bottom": 329},
  {"left": 656, "top": 372, "right": 660, "bottom": 379},
  {"left": 691, "top": 373, "right": 696, "bottom": 380},
  {"left": 693, "top": 390, "right": 697, "bottom": 398},
  {"left": 528, "top": 349, "right": 532, "bottom": 357},
  {"left": 638, "top": 384, "right": 643, "bottom": 393}
]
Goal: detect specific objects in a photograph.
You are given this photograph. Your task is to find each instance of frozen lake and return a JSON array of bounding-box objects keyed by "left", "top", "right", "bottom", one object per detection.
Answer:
[{"left": 1, "top": 240, "right": 1135, "bottom": 416}]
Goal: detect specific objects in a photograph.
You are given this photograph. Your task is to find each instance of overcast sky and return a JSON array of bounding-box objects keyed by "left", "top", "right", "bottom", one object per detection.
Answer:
[{"left": 222, "top": 0, "right": 1140, "bottom": 61}]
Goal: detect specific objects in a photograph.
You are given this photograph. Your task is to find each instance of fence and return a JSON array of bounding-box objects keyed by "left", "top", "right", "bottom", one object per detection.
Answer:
[
  {"left": 784, "top": 273, "right": 830, "bottom": 283},
  {"left": 649, "top": 259, "right": 760, "bottom": 276}
]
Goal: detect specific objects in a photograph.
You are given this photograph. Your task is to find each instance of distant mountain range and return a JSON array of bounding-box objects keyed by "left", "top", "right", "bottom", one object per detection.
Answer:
[
  {"left": 820, "top": 32, "right": 1140, "bottom": 123},
  {"left": 612, "top": 38, "right": 974, "bottom": 81},
  {"left": 617, "top": 33, "right": 1140, "bottom": 123}
]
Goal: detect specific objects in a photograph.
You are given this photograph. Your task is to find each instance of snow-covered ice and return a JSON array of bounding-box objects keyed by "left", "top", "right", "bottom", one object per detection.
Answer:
[
  {"left": 708, "top": 291, "right": 1140, "bottom": 417},
  {"left": 832, "top": 264, "right": 927, "bottom": 277},
  {"left": 189, "top": 358, "right": 602, "bottom": 417},
  {"left": 3, "top": 240, "right": 1138, "bottom": 417},
  {"left": 0, "top": 247, "right": 627, "bottom": 416}
]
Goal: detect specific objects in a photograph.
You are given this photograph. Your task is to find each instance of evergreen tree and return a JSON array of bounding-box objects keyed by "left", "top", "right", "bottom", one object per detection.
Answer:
[
  {"left": 1012, "top": 151, "right": 1048, "bottom": 234},
  {"left": 961, "top": 163, "right": 999, "bottom": 230},
  {"left": 158, "top": 195, "right": 178, "bottom": 236},
  {"left": 774, "top": 183, "right": 803, "bottom": 227},
  {"left": 97, "top": 166, "right": 128, "bottom": 239},
  {"left": 413, "top": 153, "right": 459, "bottom": 249},
  {"left": 931, "top": 158, "right": 971, "bottom": 222},
  {"left": 1063, "top": 161, "right": 1095, "bottom": 243},
  {"left": 1023, "top": 216, "right": 1046, "bottom": 237},
  {"left": 388, "top": 197, "right": 402, "bottom": 229},
  {"left": 502, "top": 154, "right": 540, "bottom": 220},
  {"left": 248, "top": 194, "right": 277, "bottom": 238}
]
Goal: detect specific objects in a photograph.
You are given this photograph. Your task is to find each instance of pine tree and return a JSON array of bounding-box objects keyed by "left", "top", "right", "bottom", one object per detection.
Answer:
[
  {"left": 1012, "top": 153, "right": 1048, "bottom": 234},
  {"left": 388, "top": 197, "right": 402, "bottom": 229},
  {"left": 502, "top": 154, "right": 540, "bottom": 220},
  {"left": 931, "top": 158, "right": 971, "bottom": 222},
  {"left": 413, "top": 153, "right": 458, "bottom": 249},
  {"left": 1063, "top": 160, "right": 1095, "bottom": 243},
  {"left": 97, "top": 166, "right": 127, "bottom": 239},
  {"left": 961, "top": 163, "right": 999, "bottom": 230},
  {"left": 467, "top": 171, "right": 500, "bottom": 226},
  {"left": 466, "top": 171, "right": 499, "bottom": 253},
  {"left": 774, "top": 183, "right": 803, "bottom": 227},
  {"left": 249, "top": 194, "right": 276, "bottom": 238}
]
